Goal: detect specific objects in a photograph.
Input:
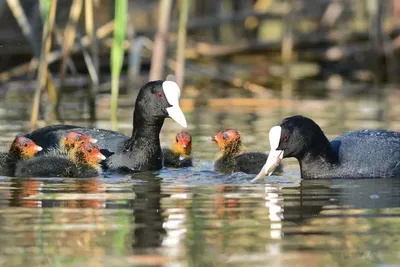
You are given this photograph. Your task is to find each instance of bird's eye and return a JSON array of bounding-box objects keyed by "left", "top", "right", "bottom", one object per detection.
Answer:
[
  {"left": 175, "top": 137, "right": 179, "bottom": 142},
  {"left": 156, "top": 92, "right": 163, "bottom": 99},
  {"left": 283, "top": 135, "right": 289, "bottom": 141},
  {"left": 87, "top": 149, "right": 92, "bottom": 153},
  {"left": 222, "top": 132, "right": 229, "bottom": 140},
  {"left": 24, "top": 143, "right": 28, "bottom": 147}
]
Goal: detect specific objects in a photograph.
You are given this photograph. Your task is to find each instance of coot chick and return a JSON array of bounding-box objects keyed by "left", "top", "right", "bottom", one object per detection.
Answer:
[
  {"left": 24, "top": 80, "right": 187, "bottom": 172},
  {"left": 211, "top": 129, "right": 278, "bottom": 174},
  {"left": 163, "top": 131, "right": 192, "bottom": 168},
  {"left": 252, "top": 115, "right": 400, "bottom": 181},
  {"left": 0, "top": 137, "right": 42, "bottom": 176},
  {"left": 60, "top": 132, "right": 97, "bottom": 152},
  {"left": 15, "top": 141, "right": 106, "bottom": 178}
]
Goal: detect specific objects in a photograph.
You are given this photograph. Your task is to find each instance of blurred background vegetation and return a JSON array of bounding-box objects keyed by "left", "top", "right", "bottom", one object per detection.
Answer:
[{"left": 0, "top": 0, "right": 399, "bottom": 130}]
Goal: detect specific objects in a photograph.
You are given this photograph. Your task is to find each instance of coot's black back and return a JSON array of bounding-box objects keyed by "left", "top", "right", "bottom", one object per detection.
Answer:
[
  {"left": 25, "top": 125, "right": 129, "bottom": 156},
  {"left": 331, "top": 130, "right": 400, "bottom": 178}
]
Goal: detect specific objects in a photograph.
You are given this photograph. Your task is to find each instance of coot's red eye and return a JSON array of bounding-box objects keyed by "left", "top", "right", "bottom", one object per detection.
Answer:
[
  {"left": 156, "top": 92, "right": 163, "bottom": 99},
  {"left": 283, "top": 136, "right": 289, "bottom": 141}
]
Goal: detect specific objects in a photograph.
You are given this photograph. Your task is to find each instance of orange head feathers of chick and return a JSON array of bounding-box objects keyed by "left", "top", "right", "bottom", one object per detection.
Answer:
[{"left": 10, "top": 136, "right": 42, "bottom": 160}]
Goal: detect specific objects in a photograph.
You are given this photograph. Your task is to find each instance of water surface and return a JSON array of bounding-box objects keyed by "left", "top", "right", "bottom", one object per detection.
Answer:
[{"left": 0, "top": 85, "right": 399, "bottom": 266}]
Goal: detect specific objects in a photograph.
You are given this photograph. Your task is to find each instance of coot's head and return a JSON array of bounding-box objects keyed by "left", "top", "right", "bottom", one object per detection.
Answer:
[
  {"left": 172, "top": 131, "right": 192, "bottom": 156},
  {"left": 72, "top": 141, "right": 106, "bottom": 168},
  {"left": 211, "top": 129, "right": 243, "bottom": 155},
  {"left": 10, "top": 136, "right": 42, "bottom": 159},
  {"left": 61, "top": 132, "right": 97, "bottom": 152},
  {"left": 135, "top": 80, "right": 187, "bottom": 127},
  {"left": 252, "top": 115, "right": 327, "bottom": 181}
]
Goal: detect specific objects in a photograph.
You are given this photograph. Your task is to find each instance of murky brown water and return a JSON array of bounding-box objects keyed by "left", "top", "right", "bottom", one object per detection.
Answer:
[{"left": 0, "top": 84, "right": 399, "bottom": 266}]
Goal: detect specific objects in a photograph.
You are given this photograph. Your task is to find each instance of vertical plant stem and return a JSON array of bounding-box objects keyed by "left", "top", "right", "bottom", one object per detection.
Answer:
[
  {"left": 57, "top": 0, "right": 83, "bottom": 119},
  {"left": 111, "top": 0, "right": 127, "bottom": 130},
  {"left": 85, "top": 0, "right": 99, "bottom": 124},
  {"left": 149, "top": 0, "right": 172, "bottom": 81},
  {"left": 128, "top": 36, "right": 153, "bottom": 91},
  {"left": 281, "top": 1, "right": 294, "bottom": 100},
  {"left": 6, "top": 0, "right": 40, "bottom": 57},
  {"left": 7, "top": 0, "right": 59, "bottom": 119},
  {"left": 31, "top": 0, "right": 57, "bottom": 130},
  {"left": 127, "top": 15, "right": 136, "bottom": 92},
  {"left": 175, "top": 0, "right": 190, "bottom": 89}
]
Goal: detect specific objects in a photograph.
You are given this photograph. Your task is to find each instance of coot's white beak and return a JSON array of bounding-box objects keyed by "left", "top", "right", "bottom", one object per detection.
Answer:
[
  {"left": 34, "top": 145, "right": 43, "bottom": 152},
  {"left": 163, "top": 81, "right": 187, "bottom": 128},
  {"left": 251, "top": 126, "right": 284, "bottom": 182}
]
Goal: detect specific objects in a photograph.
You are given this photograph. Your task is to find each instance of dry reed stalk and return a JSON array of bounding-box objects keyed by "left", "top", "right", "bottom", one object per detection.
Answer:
[
  {"left": 30, "top": 0, "right": 58, "bottom": 130},
  {"left": 149, "top": 0, "right": 172, "bottom": 81},
  {"left": 85, "top": 0, "right": 99, "bottom": 123},
  {"left": 57, "top": 0, "right": 83, "bottom": 120},
  {"left": 175, "top": 0, "right": 190, "bottom": 89}
]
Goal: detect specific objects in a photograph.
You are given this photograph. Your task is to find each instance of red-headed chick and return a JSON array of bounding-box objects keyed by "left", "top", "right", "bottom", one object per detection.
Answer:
[
  {"left": 0, "top": 136, "right": 42, "bottom": 176},
  {"left": 211, "top": 129, "right": 281, "bottom": 174},
  {"left": 60, "top": 132, "right": 97, "bottom": 152},
  {"left": 14, "top": 140, "right": 105, "bottom": 178},
  {"left": 163, "top": 131, "right": 193, "bottom": 168}
]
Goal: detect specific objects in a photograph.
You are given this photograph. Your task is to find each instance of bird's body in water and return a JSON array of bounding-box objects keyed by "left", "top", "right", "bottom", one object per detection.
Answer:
[
  {"left": 163, "top": 131, "right": 193, "bottom": 168},
  {"left": 15, "top": 135, "right": 106, "bottom": 178},
  {"left": 23, "top": 80, "right": 187, "bottom": 172},
  {"left": 212, "top": 129, "right": 280, "bottom": 174},
  {"left": 253, "top": 115, "right": 400, "bottom": 181},
  {"left": 0, "top": 137, "right": 42, "bottom": 176}
]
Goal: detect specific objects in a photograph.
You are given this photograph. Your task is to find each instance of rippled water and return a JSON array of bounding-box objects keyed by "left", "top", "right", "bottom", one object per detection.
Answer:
[{"left": 0, "top": 85, "right": 399, "bottom": 266}]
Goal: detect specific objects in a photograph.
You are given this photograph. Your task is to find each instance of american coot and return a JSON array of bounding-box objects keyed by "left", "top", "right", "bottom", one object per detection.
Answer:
[
  {"left": 15, "top": 141, "right": 106, "bottom": 178},
  {"left": 211, "top": 129, "right": 279, "bottom": 174},
  {"left": 0, "top": 137, "right": 43, "bottom": 176},
  {"left": 163, "top": 131, "right": 192, "bottom": 168},
  {"left": 24, "top": 80, "right": 187, "bottom": 172},
  {"left": 252, "top": 115, "right": 400, "bottom": 181}
]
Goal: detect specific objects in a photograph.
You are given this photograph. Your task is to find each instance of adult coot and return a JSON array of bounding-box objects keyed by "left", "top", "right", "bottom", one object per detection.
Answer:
[
  {"left": 252, "top": 115, "right": 400, "bottom": 181},
  {"left": 15, "top": 140, "right": 106, "bottom": 178},
  {"left": 211, "top": 129, "right": 281, "bottom": 174},
  {"left": 24, "top": 80, "right": 187, "bottom": 172},
  {"left": 0, "top": 137, "right": 42, "bottom": 176},
  {"left": 162, "top": 131, "right": 192, "bottom": 168}
]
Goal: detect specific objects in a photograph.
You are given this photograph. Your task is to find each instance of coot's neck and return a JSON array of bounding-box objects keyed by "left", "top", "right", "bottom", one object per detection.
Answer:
[
  {"left": 297, "top": 137, "right": 338, "bottom": 179},
  {"left": 127, "top": 110, "right": 164, "bottom": 150}
]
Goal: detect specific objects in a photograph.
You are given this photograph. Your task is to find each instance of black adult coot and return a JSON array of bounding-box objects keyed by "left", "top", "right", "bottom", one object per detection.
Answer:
[
  {"left": 162, "top": 131, "right": 192, "bottom": 168},
  {"left": 24, "top": 80, "right": 187, "bottom": 172},
  {"left": 0, "top": 137, "right": 42, "bottom": 176},
  {"left": 211, "top": 129, "right": 281, "bottom": 174},
  {"left": 252, "top": 115, "right": 400, "bottom": 181},
  {"left": 15, "top": 141, "right": 106, "bottom": 178}
]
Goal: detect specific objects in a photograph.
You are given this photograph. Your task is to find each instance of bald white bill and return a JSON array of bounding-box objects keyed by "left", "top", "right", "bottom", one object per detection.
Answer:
[
  {"left": 251, "top": 126, "right": 283, "bottom": 182},
  {"left": 163, "top": 81, "right": 187, "bottom": 128}
]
